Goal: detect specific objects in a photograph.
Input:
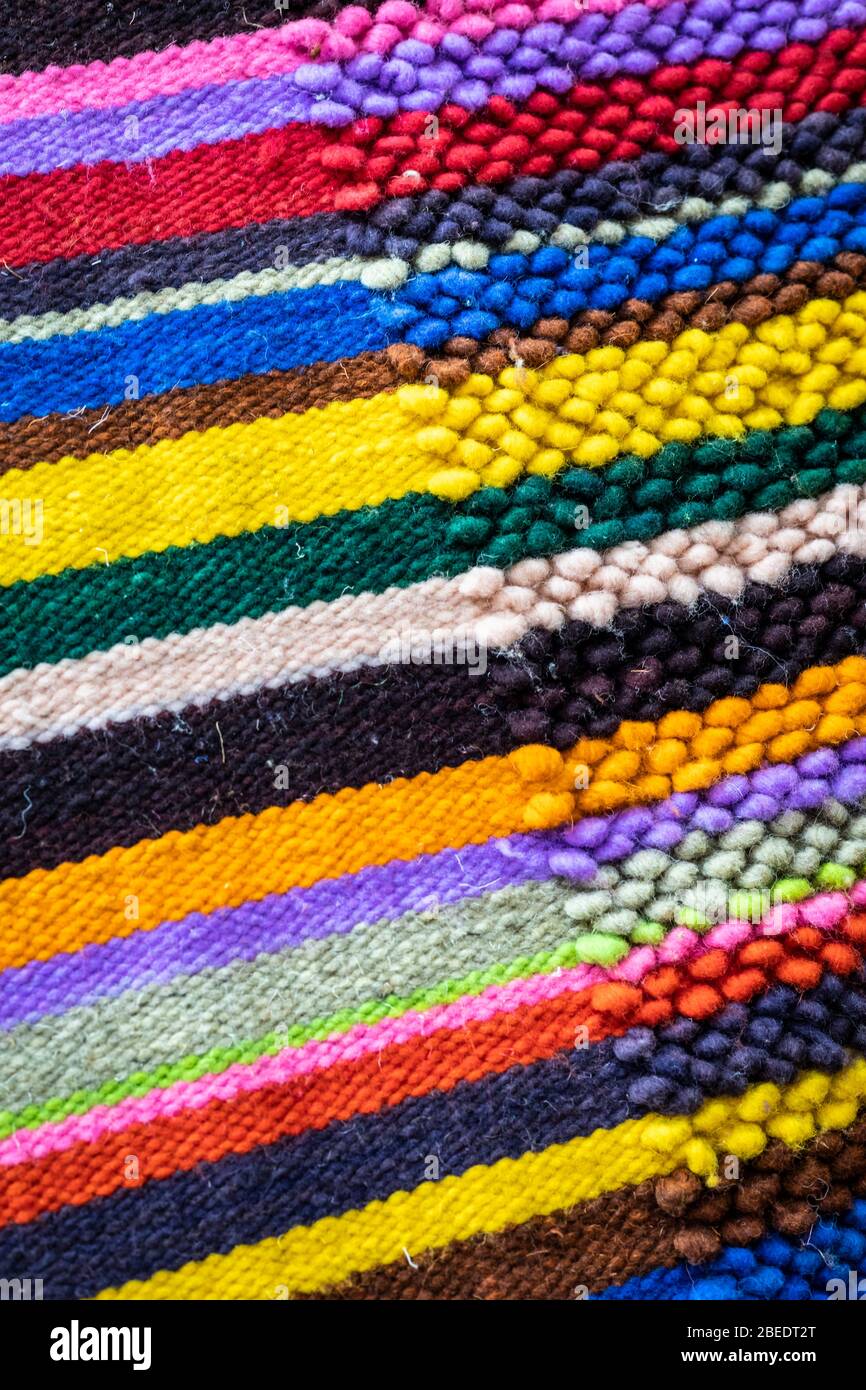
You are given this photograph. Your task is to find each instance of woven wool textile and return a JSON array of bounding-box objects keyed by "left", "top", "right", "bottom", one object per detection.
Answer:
[{"left": 2, "top": 0, "right": 866, "bottom": 1303}]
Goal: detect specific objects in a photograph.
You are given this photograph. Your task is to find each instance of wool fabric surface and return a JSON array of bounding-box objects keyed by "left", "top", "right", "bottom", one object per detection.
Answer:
[{"left": 3, "top": 0, "right": 866, "bottom": 1307}]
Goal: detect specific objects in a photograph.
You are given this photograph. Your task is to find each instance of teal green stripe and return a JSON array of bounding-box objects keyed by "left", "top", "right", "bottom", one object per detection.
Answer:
[{"left": 2, "top": 406, "right": 866, "bottom": 677}]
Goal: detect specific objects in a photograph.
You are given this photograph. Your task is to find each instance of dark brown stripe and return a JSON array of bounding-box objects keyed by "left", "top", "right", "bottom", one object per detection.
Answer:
[
  {"left": 3, "top": 253, "right": 862, "bottom": 476},
  {"left": 0, "top": 349, "right": 412, "bottom": 476},
  {"left": 2, "top": 551, "right": 865, "bottom": 879},
  {"left": 302, "top": 1124, "right": 866, "bottom": 1300}
]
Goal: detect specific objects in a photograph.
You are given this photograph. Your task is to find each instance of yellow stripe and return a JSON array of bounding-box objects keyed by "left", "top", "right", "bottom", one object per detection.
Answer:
[
  {"left": 94, "top": 1061, "right": 866, "bottom": 1299},
  {"left": 1, "top": 295, "right": 865, "bottom": 586},
  {"left": 0, "top": 392, "right": 418, "bottom": 586}
]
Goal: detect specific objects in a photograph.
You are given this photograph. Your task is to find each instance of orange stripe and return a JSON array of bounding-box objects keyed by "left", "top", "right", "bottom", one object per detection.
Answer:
[{"left": 1, "top": 656, "right": 864, "bottom": 972}]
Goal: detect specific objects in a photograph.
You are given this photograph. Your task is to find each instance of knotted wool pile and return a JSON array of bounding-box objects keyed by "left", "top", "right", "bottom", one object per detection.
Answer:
[{"left": 3, "top": 0, "right": 866, "bottom": 1303}]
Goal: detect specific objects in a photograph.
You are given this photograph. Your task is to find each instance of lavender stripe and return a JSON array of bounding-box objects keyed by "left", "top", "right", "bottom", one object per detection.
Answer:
[
  {"left": 0, "top": 0, "right": 856, "bottom": 176},
  {"left": 0, "top": 835, "right": 555, "bottom": 1030},
  {"left": 2, "top": 738, "right": 865, "bottom": 1030}
]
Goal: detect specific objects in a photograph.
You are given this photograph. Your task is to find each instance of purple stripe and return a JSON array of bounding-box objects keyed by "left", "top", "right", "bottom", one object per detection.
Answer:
[
  {"left": 0, "top": 0, "right": 854, "bottom": 176},
  {"left": 0, "top": 835, "right": 556, "bottom": 1029},
  {"left": 1, "top": 737, "right": 865, "bottom": 1030}
]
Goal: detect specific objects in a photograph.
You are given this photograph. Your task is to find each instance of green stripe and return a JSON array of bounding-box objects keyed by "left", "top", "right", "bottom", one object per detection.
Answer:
[
  {"left": 2, "top": 860, "right": 854, "bottom": 1140},
  {"left": 3, "top": 406, "right": 866, "bottom": 676},
  {"left": 0, "top": 932, "right": 627, "bottom": 1139}
]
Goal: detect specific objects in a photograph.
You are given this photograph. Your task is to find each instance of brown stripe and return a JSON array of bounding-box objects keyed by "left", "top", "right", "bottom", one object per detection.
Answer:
[
  {"left": 0, "top": 349, "right": 415, "bottom": 476},
  {"left": 302, "top": 1121, "right": 866, "bottom": 1299},
  {"left": 306, "top": 1182, "right": 676, "bottom": 1301},
  {"left": 432, "top": 253, "right": 866, "bottom": 386},
  {"left": 3, "top": 253, "right": 862, "bottom": 477}
]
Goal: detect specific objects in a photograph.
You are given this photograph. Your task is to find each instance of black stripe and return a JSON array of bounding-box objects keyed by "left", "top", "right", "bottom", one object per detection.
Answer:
[
  {"left": 2, "top": 551, "right": 865, "bottom": 879},
  {"left": 1, "top": 971, "right": 861, "bottom": 1299}
]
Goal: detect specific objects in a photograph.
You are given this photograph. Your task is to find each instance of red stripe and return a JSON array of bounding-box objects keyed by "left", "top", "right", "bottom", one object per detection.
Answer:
[
  {"left": 1, "top": 918, "right": 862, "bottom": 1230},
  {"left": 1, "top": 30, "right": 864, "bottom": 267}
]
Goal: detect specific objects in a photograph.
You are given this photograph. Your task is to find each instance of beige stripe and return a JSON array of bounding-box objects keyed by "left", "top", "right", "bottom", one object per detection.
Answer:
[
  {"left": 1, "top": 483, "right": 864, "bottom": 751},
  {"left": 0, "top": 163, "right": 852, "bottom": 346}
]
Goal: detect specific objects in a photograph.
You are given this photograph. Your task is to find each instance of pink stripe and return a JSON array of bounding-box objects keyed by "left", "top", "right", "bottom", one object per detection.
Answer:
[
  {"left": 0, "top": 884, "right": 855, "bottom": 1169},
  {"left": 0, "top": 0, "right": 685, "bottom": 122}
]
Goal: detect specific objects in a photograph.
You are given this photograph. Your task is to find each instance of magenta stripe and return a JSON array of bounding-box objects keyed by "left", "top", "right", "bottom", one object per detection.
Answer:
[{"left": 0, "top": 0, "right": 697, "bottom": 124}]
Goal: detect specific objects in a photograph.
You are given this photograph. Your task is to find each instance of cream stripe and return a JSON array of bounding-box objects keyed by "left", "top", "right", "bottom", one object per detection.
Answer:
[
  {"left": 1, "top": 483, "right": 863, "bottom": 751},
  {"left": 1, "top": 163, "right": 854, "bottom": 346}
]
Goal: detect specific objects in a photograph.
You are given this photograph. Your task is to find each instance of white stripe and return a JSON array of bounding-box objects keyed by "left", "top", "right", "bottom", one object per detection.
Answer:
[{"left": 1, "top": 483, "right": 864, "bottom": 751}]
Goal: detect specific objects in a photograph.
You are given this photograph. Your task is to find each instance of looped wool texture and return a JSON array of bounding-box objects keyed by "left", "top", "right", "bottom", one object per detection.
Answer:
[
  {"left": 299, "top": 1124, "right": 866, "bottom": 1296},
  {"left": 0, "top": 496, "right": 864, "bottom": 763},
  {"left": 3, "top": 292, "right": 866, "bottom": 589},
  {"left": 4, "top": 30, "right": 866, "bottom": 268},
  {"left": 0, "top": 0, "right": 839, "bottom": 125},
  {"left": 4, "top": 107, "right": 866, "bottom": 326},
  {"left": 8, "top": 1, "right": 845, "bottom": 176},
  {"left": 4, "top": 0, "right": 866, "bottom": 1307}
]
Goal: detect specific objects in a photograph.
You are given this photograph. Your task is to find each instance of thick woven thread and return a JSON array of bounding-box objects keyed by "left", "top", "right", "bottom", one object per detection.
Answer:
[
  {"left": 3, "top": 919, "right": 865, "bottom": 1224},
  {"left": 5, "top": 0, "right": 866, "bottom": 1306},
  {"left": 3, "top": 292, "right": 866, "bottom": 587},
  {"left": 2, "top": 874, "right": 864, "bottom": 1152},
  {"left": 2, "top": 107, "right": 863, "bottom": 323},
  {"left": 4, "top": 405, "right": 866, "bottom": 680},
  {"left": 0, "top": 0, "right": 687, "bottom": 78},
  {"left": 3, "top": 32, "right": 866, "bottom": 267},
  {"left": 3, "top": 657, "right": 866, "bottom": 970},
  {"left": 2, "top": 510, "right": 865, "bottom": 758},
  {"left": 2, "top": 0, "right": 838, "bottom": 135},
  {"left": 6, "top": 188, "right": 866, "bottom": 423},
  {"left": 8, "top": 3, "right": 841, "bottom": 176},
  {"left": 8, "top": 249, "right": 866, "bottom": 477},
  {"left": 0, "top": 1, "right": 685, "bottom": 123},
  {"left": 4, "top": 887, "right": 863, "bottom": 1162},
  {"left": 595, "top": 1201, "right": 866, "bottom": 1298},
  {"left": 91, "top": 1061, "right": 866, "bottom": 1298},
  {"left": 3, "top": 983, "right": 866, "bottom": 1299},
  {"left": 298, "top": 1121, "right": 866, "bottom": 1296},
  {"left": 6, "top": 546, "right": 866, "bottom": 877},
  {"left": 7, "top": 177, "right": 866, "bottom": 349},
  {"left": 0, "top": 740, "right": 862, "bottom": 1035}
]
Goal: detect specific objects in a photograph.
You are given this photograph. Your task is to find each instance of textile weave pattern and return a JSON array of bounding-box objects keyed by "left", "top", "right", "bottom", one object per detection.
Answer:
[{"left": 2, "top": 0, "right": 866, "bottom": 1302}]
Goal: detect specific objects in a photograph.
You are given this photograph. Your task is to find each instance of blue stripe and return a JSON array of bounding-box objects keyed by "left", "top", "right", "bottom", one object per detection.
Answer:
[
  {"left": 0, "top": 282, "right": 387, "bottom": 421},
  {"left": 2, "top": 181, "right": 865, "bottom": 422},
  {"left": 594, "top": 1203, "right": 866, "bottom": 1300}
]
